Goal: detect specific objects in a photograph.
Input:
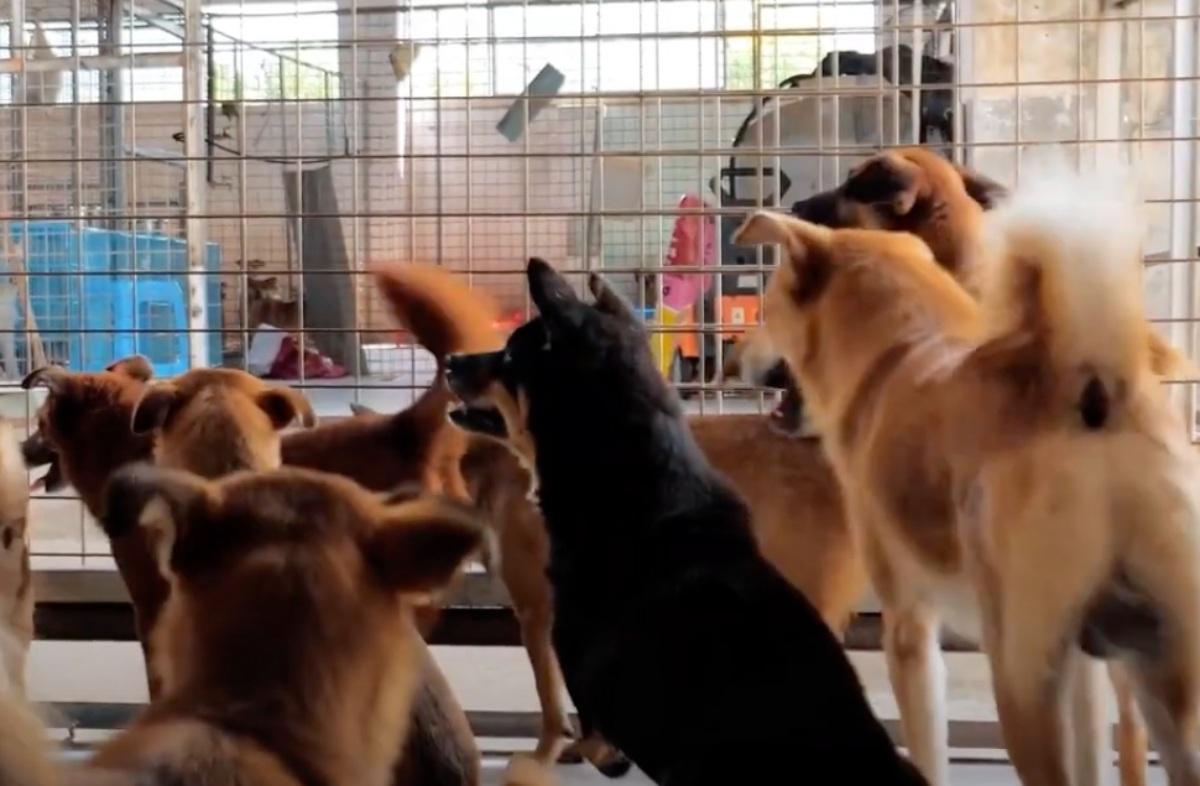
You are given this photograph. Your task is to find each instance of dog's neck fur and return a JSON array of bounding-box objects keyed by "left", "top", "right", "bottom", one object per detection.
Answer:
[
  {"left": 791, "top": 263, "right": 980, "bottom": 450},
  {"left": 531, "top": 396, "right": 742, "bottom": 548},
  {"left": 141, "top": 593, "right": 418, "bottom": 786}
]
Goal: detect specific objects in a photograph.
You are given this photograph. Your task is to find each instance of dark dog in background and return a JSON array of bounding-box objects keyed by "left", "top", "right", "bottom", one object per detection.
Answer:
[{"left": 446, "top": 258, "right": 926, "bottom": 785}]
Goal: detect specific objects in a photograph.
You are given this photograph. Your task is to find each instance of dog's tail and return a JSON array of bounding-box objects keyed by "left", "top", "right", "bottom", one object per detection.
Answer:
[
  {"left": 976, "top": 167, "right": 1174, "bottom": 431},
  {"left": 0, "top": 692, "right": 57, "bottom": 786},
  {"left": 373, "top": 265, "right": 503, "bottom": 368}
]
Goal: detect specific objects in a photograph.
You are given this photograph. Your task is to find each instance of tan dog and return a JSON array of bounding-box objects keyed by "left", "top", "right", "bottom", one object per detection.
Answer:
[
  {"left": 132, "top": 367, "right": 316, "bottom": 477},
  {"left": 64, "top": 464, "right": 484, "bottom": 786},
  {"left": 20, "top": 359, "right": 482, "bottom": 786},
  {"left": 737, "top": 173, "right": 1200, "bottom": 786},
  {"left": 0, "top": 419, "right": 31, "bottom": 696},
  {"left": 745, "top": 149, "right": 1169, "bottom": 786}
]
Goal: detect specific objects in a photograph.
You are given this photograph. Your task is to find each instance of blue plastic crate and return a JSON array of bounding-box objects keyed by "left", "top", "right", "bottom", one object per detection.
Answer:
[{"left": 10, "top": 220, "right": 223, "bottom": 376}]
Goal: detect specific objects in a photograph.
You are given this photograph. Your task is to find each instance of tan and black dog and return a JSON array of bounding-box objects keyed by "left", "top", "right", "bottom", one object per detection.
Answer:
[
  {"left": 19, "top": 359, "right": 482, "bottom": 786},
  {"left": 66, "top": 464, "right": 482, "bottom": 786},
  {"left": 737, "top": 171, "right": 1200, "bottom": 786}
]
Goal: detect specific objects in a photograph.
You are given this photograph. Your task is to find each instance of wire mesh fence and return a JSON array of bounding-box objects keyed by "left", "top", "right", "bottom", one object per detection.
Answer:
[{"left": 1, "top": 0, "right": 1197, "bottom": 560}]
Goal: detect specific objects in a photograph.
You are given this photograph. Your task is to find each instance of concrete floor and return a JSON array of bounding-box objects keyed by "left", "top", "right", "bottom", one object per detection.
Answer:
[{"left": 478, "top": 759, "right": 1166, "bottom": 785}]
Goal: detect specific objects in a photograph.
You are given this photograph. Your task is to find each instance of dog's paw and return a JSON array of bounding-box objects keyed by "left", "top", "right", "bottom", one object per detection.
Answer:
[
  {"left": 555, "top": 741, "right": 584, "bottom": 765},
  {"left": 503, "top": 754, "right": 558, "bottom": 786},
  {"left": 594, "top": 750, "right": 632, "bottom": 779}
]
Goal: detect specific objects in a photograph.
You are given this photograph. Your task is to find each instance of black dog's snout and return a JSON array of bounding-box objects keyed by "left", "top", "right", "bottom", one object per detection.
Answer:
[{"left": 445, "top": 350, "right": 505, "bottom": 401}]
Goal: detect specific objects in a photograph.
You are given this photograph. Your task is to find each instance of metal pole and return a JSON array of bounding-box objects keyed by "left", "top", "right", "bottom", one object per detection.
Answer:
[
  {"left": 100, "top": 0, "right": 126, "bottom": 229},
  {"left": 184, "top": 0, "right": 209, "bottom": 367}
]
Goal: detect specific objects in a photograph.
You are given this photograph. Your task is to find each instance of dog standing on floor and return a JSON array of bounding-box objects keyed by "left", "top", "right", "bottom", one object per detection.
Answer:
[
  {"left": 445, "top": 258, "right": 928, "bottom": 786},
  {"left": 741, "top": 147, "right": 1173, "bottom": 786},
  {"left": 736, "top": 171, "right": 1200, "bottom": 786},
  {"left": 18, "top": 358, "right": 484, "bottom": 786},
  {"left": 282, "top": 265, "right": 610, "bottom": 772}
]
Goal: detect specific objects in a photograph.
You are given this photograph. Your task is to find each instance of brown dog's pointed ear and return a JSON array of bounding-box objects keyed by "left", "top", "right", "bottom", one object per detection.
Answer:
[
  {"left": 106, "top": 355, "right": 154, "bottom": 382},
  {"left": 365, "top": 496, "right": 483, "bottom": 598},
  {"left": 736, "top": 213, "right": 834, "bottom": 304},
  {"left": 844, "top": 153, "right": 924, "bottom": 215},
  {"left": 588, "top": 273, "right": 638, "bottom": 323},
  {"left": 256, "top": 387, "right": 316, "bottom": 429},
  {"left": 954, "top": 164, "right": 1008, "bottom": 210},
  {"left": 21, "top": 365, "right": 68, "bottom": 394},
  {"left": 735, "top": 212, "right": 833, "bottom": 261},
  {"left": 131, "top": 383, "right": 181, "bottom": 435},
  {"left": 349, "top": 401, "right": 378, "bottom": 417},
  {"left": 101, "top": 463, "right": 212, "bottom": 575}
]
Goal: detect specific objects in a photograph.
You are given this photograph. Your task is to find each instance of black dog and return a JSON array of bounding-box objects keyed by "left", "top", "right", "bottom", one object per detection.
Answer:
[{"left": 446, "top": 259, "right": 927, "bottom": 785}]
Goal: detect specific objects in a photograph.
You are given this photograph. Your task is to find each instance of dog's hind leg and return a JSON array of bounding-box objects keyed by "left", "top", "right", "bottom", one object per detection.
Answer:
[
  {"left": 982, "top": 574, "right": 1081, "bottom": 786},
  {"left": 1125, "top": 655, "right": 1200, "bottom": 786},
  {"left": 1066, "top": 653, "right": 1112, "bottom": 786},
  {"left": 882, "top": 604, "right": 949, "bottom": 786},
  {"left": 516, "top": 603, "right": 573, "bottom": 764},
  {"left": 1109, "top": 664, "right": 1147, "bottom": 786}
]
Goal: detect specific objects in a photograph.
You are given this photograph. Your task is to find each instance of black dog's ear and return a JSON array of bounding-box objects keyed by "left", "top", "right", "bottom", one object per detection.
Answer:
[
  {"left": 588, "top": 274, "right": 638, "bottom": 323},
  {"left": 449, "top": 405, "right": 508, "bottom": 438},
  {"left": 844, "top": 153, "right": 924, "bottom": 215},
  {"left": 527, "top": 258, "right": 585, "bottom": 337},
  {"left": 953, "top": 164, "right": 1008, "bottom": 210}
]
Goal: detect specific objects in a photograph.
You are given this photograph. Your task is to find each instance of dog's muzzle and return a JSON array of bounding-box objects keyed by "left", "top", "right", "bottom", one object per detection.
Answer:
[
  {"left": 448, "top": 405, "right": 509, "bottom": 439},
  {"left": 445, "top": 350, "right": 504, "bottom": 404},
  {"left": 21, "top": 432, "right": 56, "bottom": 469},
  {"left": 791, "top": 188, "right": 848, "bottom": 228}
]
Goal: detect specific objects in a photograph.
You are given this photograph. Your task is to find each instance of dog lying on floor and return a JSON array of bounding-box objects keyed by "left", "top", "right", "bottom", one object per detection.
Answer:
[
  {"left": 18, "top": 359, "right": 482, "bottom": 786},
  {"left": 444, "top": 258, "right": 927, "bottom": 785},
  {"left": 63, "top": 464, "right": 482, "bottom": 786},
  {"left": 736, "top": 171, "right": 1200, "bottom": 786}
]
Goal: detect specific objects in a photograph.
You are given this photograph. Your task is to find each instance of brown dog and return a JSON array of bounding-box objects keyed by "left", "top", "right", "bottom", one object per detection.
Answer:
[
  {"left": 19, "top": 359, "right": 481, "bottom": 786},
  {"left": 746, "top": 149, "right": 1168, "bottom": 786},
  {"left": 132, "top": 367, "right": 316, "bottom": 477},
  {"left": 737, "top": 173, "right": 1200, "bottom": 786},
  {"left": 281, "top": 267, "right": 614, "bottom": 771},
  {"left": 72, "top": 464, "right": 484, "bottom": 786},
  {"left": 247, "top": 275, "right": 302, "bottom": 331}
]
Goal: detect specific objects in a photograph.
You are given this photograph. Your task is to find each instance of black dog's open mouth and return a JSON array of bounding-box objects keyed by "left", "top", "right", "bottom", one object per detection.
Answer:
[{"left": 448, "top": 404, "right": 509, "bottom": 439}]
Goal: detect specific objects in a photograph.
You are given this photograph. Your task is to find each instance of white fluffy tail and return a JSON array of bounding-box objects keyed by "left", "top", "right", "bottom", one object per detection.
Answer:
[
  {"left": 0, "top": 692, "right": 57, "bottom": 786},
  {"left": 981, "top": 165, "right": 1154, "bottom": 404},
  {"left": 501, "top": 756, "right": 558, "bottom": 786}
]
